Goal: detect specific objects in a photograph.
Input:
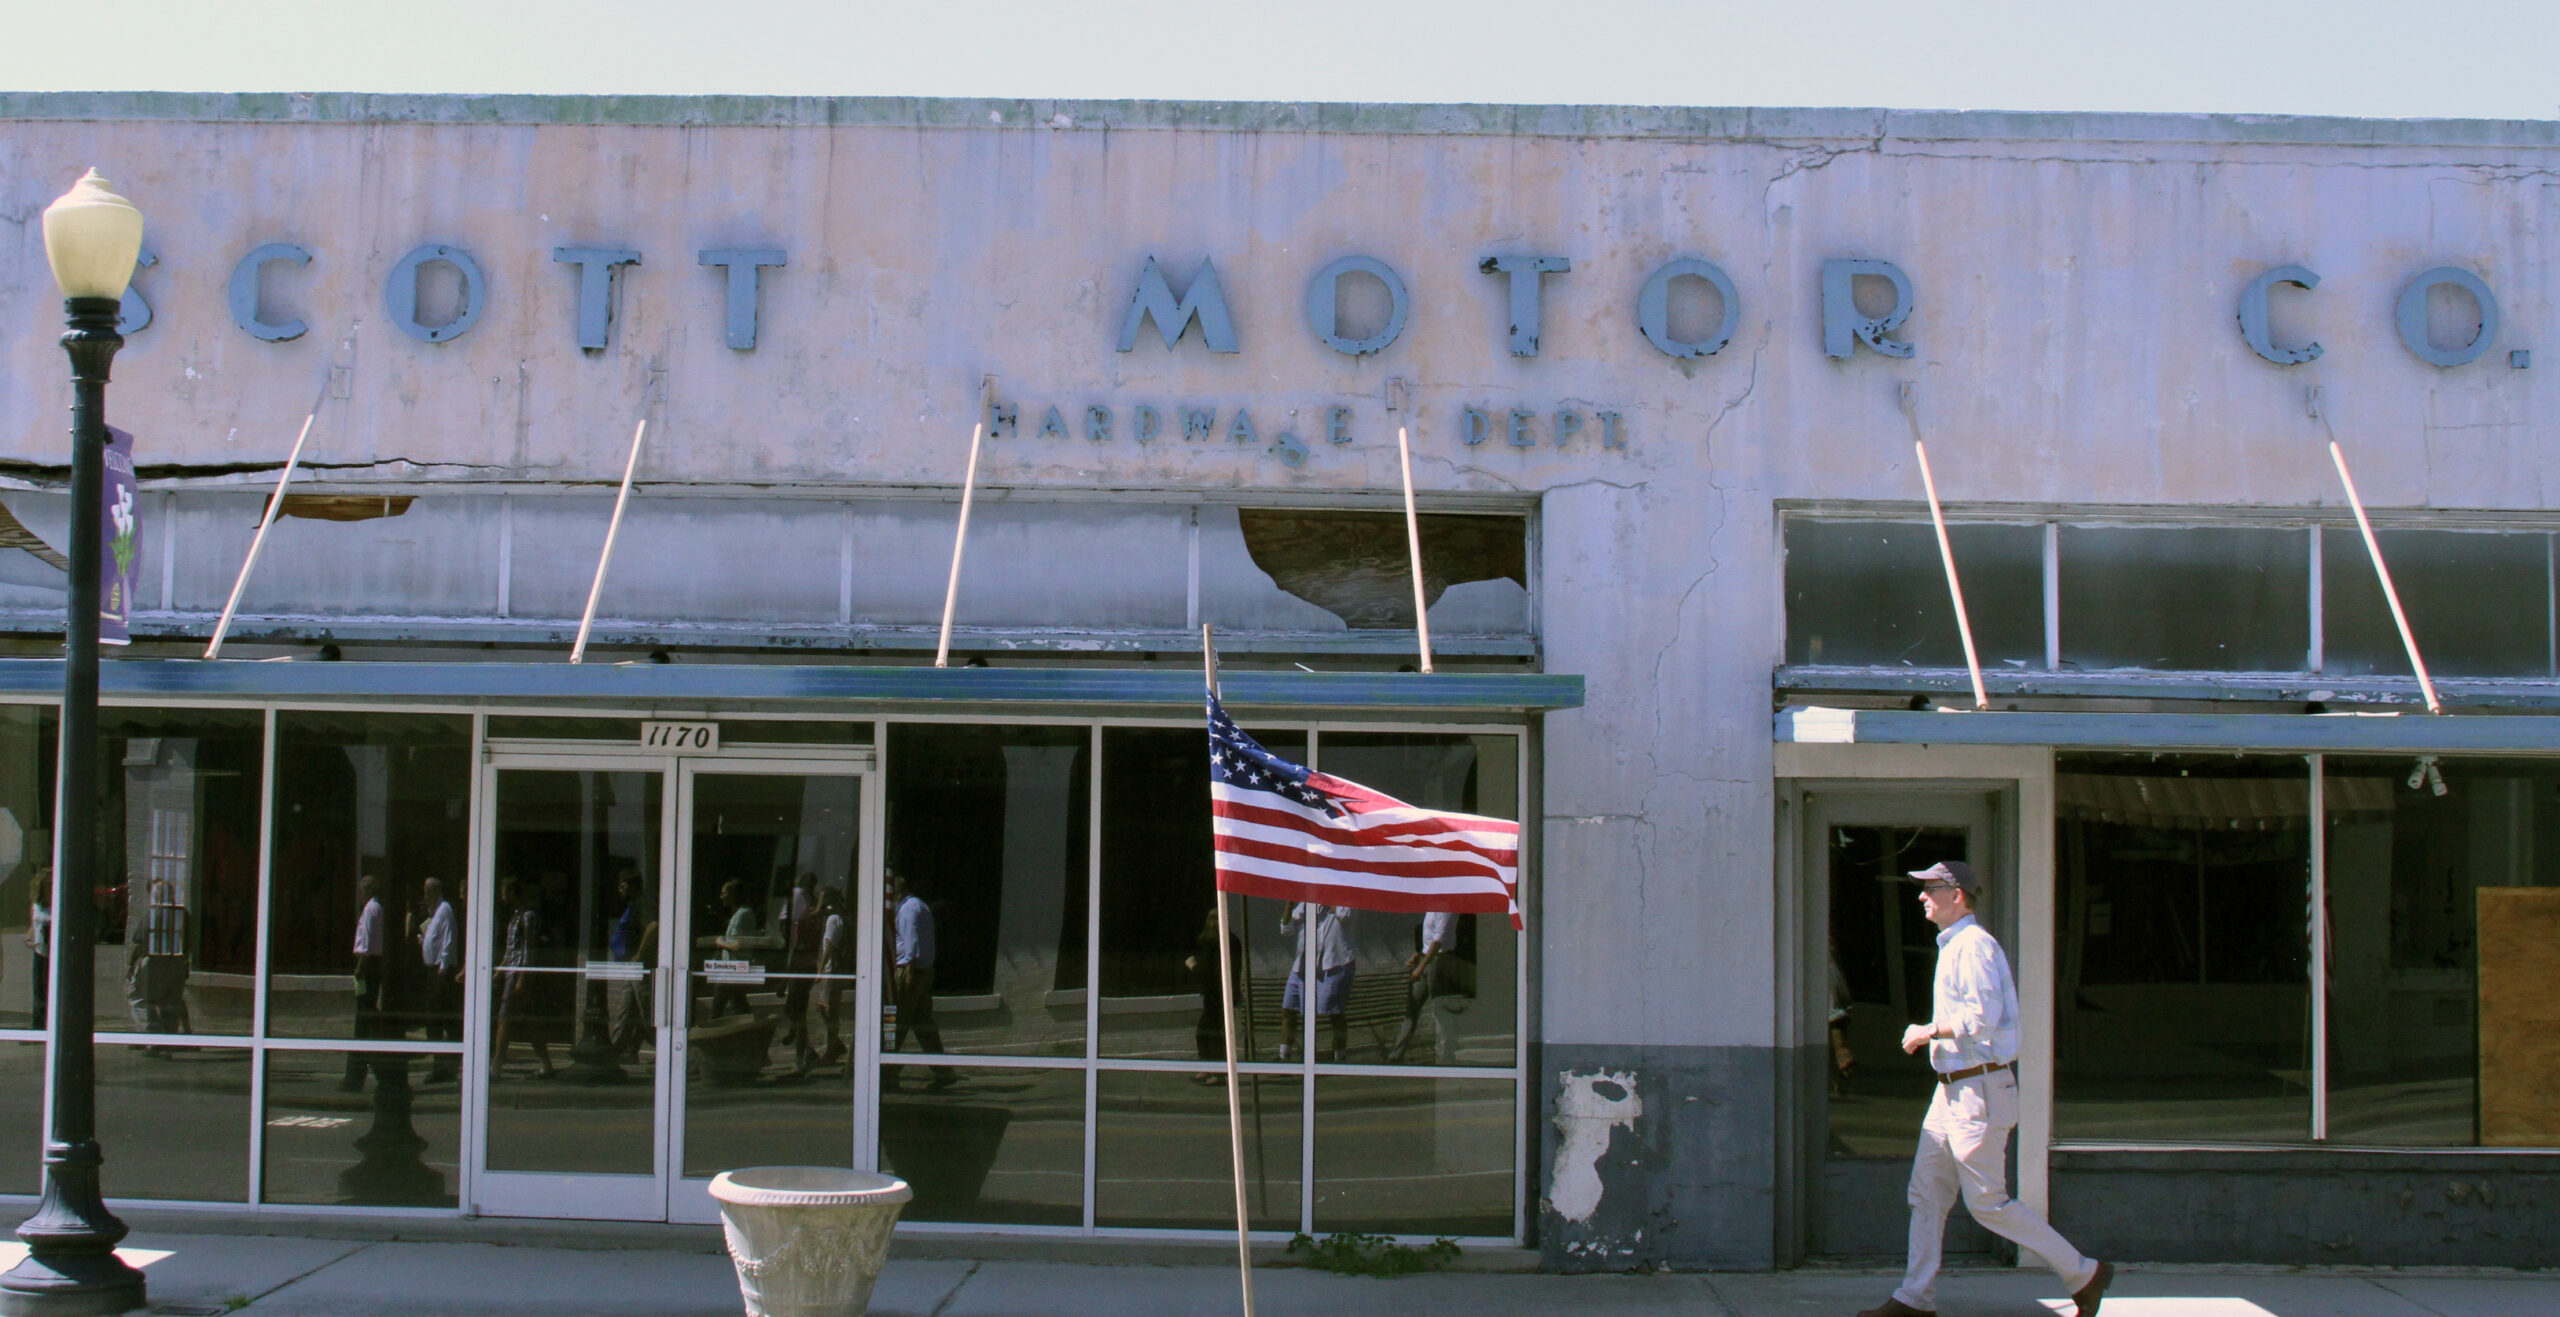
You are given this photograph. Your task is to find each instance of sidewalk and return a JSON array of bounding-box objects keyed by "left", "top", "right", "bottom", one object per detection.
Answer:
[{"left": 2, "top": 1228, "right": 2551, "bottom": 1316}]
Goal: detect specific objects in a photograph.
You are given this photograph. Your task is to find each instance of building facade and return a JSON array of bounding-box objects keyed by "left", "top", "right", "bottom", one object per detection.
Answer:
[{"left": 0, "top": 92, "right": 2555, "bottom": 1268}]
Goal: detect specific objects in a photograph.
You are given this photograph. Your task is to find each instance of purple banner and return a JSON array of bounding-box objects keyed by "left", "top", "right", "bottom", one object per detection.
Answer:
[{"left": 101, "top": 425, "right": 138, "bottom": 646}]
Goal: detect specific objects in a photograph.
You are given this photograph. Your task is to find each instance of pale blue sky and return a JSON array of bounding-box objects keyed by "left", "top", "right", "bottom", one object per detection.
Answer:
[{"left": 5, "top": 0, "right": 2555, "bottom": 121}]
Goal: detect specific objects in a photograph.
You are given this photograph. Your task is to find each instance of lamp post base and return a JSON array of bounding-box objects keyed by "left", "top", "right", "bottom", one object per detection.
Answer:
[{"left": 0, "top": 1252, "right": 146, "bottom": 1317}]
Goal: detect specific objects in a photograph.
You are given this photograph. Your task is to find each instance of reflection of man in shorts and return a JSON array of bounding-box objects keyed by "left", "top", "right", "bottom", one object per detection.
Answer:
[{"left": 1280, "top": 903, "right": 1355, "bottom": 1062}]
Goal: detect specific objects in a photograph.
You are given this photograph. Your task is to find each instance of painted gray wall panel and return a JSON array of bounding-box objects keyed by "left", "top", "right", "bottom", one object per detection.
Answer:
[
  {"left": 165, "top": 493, "right": 506, "bottom": 618},
  {"left": 1541, "top": 1043, "right": 1779, "bottom": 1271},
  {"left": 505, "top": 496, "right": 841, "bottom": 624},
  {"left": 2050, "top": 1152, "right": 2560, "bottom": 1266}
]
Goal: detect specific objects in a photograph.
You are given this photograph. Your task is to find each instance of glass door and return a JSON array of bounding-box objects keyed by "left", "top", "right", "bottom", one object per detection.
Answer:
[
  {"left": 471, "top": 757, "right": 675, "bottom": 1219},
  {"left": 665, "top": 759, "right": 876, "bottom": 1224}
]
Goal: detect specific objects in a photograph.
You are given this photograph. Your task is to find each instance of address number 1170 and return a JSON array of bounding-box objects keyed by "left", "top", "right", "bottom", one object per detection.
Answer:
[{"left": 641, "top": 721, "right": 719, "bottom": 751}]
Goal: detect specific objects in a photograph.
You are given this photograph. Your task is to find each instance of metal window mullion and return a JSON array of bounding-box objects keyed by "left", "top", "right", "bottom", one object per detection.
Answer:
[
  {"left": 2546, "top": 533, "right": 2555, "bottom": 679},
  {"left": 839, "top": 501, "right": 855, "bottom": 629},
  {"left": 1083, "top": 722, "right": 1102, "bottom": 1234},
  {"left": 2309, "top": 753, "right": 2328, "bottom": 1143},
  {"left": 2308, "top": 524, "right": 2325, "bottom": 674},
  {"left": 459, "top": 711, "right": 489, "bottom": 1210},
  {"left": 1512, "top": 728, "right": 1531, "bottom": 1243},
  {"left": 247, "top": 704, "right": 278, "bottom": 1205},
  {"left": 2043, "top": 521, "right": 2061, "bottom": 671},
  {"left": 1300, "top": 729, "right": 1319, "bottom": 1236},
  {"left": 495, "top": 495, "right": 512, "bottom": 618}
]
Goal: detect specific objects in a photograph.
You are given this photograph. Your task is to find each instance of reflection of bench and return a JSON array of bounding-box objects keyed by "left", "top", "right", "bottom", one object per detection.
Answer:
[{"left": 689, "top": 1013, "right": 776, "bottom": 1085}]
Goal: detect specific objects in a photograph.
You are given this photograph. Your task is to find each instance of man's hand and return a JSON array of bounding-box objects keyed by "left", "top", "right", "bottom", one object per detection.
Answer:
[{"left": 1901, "top": 1023, "right": 1936, "bottom": 1054}]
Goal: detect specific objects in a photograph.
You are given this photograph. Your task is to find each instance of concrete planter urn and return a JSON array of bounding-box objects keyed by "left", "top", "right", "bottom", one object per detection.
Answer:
[{"left": 709, "top": 1167, "right": 912, "bottom": 1317}]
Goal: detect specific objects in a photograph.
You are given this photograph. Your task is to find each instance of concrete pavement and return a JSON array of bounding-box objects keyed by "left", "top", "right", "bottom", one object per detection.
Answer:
[{"left": 0, "top": 1229, "right": 2551, "bottom": 1316}]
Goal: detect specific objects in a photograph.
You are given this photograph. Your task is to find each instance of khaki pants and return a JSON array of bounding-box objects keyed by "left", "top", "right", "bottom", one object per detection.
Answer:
[{"left": 1894, "top": 1068, "right": 2096, "bottom": 1312}]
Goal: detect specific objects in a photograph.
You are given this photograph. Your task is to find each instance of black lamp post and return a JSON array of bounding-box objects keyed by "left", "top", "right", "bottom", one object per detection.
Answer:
[{"left": 0, "top": 168, "right": 149, "bottom": 1317}]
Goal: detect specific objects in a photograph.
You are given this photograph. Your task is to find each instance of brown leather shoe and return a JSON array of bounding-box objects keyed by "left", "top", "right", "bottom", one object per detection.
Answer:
[
  {"left": 2072, "top": 1260, "right": 2115, "bottom": 1316},
  {"left": 1853, "top": 1300, "right": 1933, "bottom": 1317}
]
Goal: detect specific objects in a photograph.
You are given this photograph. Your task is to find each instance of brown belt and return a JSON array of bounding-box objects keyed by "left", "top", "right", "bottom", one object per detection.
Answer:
[{"left": 1936, "top": 1061, "right": 2013, "bottom": 1085}]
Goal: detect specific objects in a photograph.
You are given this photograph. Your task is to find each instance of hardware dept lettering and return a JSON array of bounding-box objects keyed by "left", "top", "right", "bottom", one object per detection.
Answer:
[
  {"left": 983, "top": 399, "right": 1630, "bottom": 464},
  {"left": 150, "top": 237, "right": 2526, "bottom": 371}
]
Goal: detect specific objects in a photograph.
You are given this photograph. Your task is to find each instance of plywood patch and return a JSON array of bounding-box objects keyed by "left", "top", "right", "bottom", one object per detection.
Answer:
[{"left": 2478, "top": 887, "right": 2560, "bottom": 1146}]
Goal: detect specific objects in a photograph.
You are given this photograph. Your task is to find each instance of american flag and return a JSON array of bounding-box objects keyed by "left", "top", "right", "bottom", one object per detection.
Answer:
[{"left": 1208, "top": 694, "right": 1522, "bottom": 929}]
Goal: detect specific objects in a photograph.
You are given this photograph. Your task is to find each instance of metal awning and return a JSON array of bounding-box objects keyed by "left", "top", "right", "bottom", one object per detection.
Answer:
[
  {"left": 1778, "top": 705, "right": 2560, "bottom": 752},
  {"left": 0, "top": 659, "right": 1583, "bottom": 712}
]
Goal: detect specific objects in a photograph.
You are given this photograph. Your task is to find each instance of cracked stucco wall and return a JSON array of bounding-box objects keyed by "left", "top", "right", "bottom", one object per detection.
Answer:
[{"left": 3, "top": 100, "right": 2557, "bottom": 1267}]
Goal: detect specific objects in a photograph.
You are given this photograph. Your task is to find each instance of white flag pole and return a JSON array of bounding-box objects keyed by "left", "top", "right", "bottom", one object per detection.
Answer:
[
  {"left": 1395, "top": 424, "right": 1435, "bottom": 674},
  {"left": 935, "top": 381, "right": 995, "bottom": 669},
  {"left": 2326, "top": 439, "right": 2442, "bottom": 714},
  {"left": 1204, "top": 623, "right": 1258, "bottom": 1317},
  {"left": 207, "top": 330, "right": 355, "bottom": 660},
  {"left": 569, "top": 413, "right": 649, "bottom": 665},
  {"left": 1912, "top": 438, "right": 1989, "bottom": 711}
]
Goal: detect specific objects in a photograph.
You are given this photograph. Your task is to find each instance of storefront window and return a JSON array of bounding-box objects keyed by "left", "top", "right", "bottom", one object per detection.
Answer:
[
  {"left": 267, "top": 713, "right": 472, "bottom": 1041},
  {"left": 1314, "top": 733, "right": 1519, "bottom": 1069},
  {"left": 0, "top": 705, "right": 51, "bottom": 1031},
  {"left": 2324, "top": 530, "right": 2551, "bottom": 678},
  {"left": 1094, "top": 1070, "right": 1301, "bottom": 1230},
  {"left": 1096, "top": 727, "right": 1305, "bottom": 1060},
  {"left": 0, "top": 1040, "right": 38, "bottom": 1195},
  {"left": 885, "top": 724, "right": 1090, "bottom": 1058},
  {"left": 92, "top": 708, "right": 265, "bottom": 1038},
  {"left": 96, "top": 1042, "right": 252, "bottom": 1202},
  {"left": 2059, "top": 525, "right": 2309, "bottom": 671},
  {"left": 2055, "top": 753, "right": 2313, "bottom": 1142},
  {"left": 261, "top": 1048, "right": 461, "bottom": 1207},
  {"left": 1784, "top": 520, "right": 2044, "bottom": 668},
  {"left": 878, "top": 1065, "right": 1084, "bottom": 1226},
  {"left": 2324, "top": 756, "right": 2559, "bottom": 1146},
  {"left": 1310, "top": 1076, "right": 1514, "bottom": 1236}
]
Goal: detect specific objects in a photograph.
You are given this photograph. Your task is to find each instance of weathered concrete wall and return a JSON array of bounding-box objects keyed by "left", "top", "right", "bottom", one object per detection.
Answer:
[
  {"left": 3, "top": 96, "right": 2558, "bottom": 1267},
  {"left": 2052, "top": 1151, "right": 2560, "bottom": 1266}
]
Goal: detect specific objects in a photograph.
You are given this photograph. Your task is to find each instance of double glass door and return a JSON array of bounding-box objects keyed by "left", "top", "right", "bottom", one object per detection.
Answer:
[{"left": 471, "top": 753, "right": 877, "bottom": 1221}]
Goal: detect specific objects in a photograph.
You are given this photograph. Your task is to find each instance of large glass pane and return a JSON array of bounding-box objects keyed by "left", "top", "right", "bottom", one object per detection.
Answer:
[
  {"left": 876, "top": 1065, "right": 1083, "bottom": 1225},
  {"left": 1311, "top": 1076, "right": 1514, "bottom": 1236},
  {"left": 2324, "top": 530, "right": 2550, "bottom": 678},
  {"left": 681, "top": 772, "right": 861, "bottom": 1177},
  {"left": 2055, "top": 753, "right": 2312, "bottom": 1142},
  {"left": 97, "top": 1042, "right": 251, "bottom": 1201},
  {"left": 267, "top": 713, "right": 472, "bottom": 1043},
  {"left": 884, "top": 725, "right": 1089, "bottom": 1059},
  {"left": 1784, "top": 520, "right": 2044, "bottom": 668},
  {"left": 92, "top": 708, "right": 265, "bottom": 1037},
  {"left": 0, "top": 1041, "right": 39, "bottom": 1195},
  {"left": 1094, "top": 1069, "right": 1302, "bottom": 1230},
  {"left": 261, "top": 1047, "right": 460, "bottom": 1207},
  {"left": 1301, "top": 733, "right": 1520, "bottom": 1068},
  {"left": 1826, "top": 823, "right": 1972, "bottom": 1159},
  {"left": 1098, "top": 728, "right": 1305, "bottom": 1060},
  {"left": 0, "top": 705, "right": 51, "bottom": 1031},
  {"left": 2324, "top": 757, "right": 2560, "bottom": 1146},
  {"left": 2060, "top": 525, "right": 2309, "bottom": 671},
  {"left": 483, "top": 769, "right": 662, "bottom": 1176}
]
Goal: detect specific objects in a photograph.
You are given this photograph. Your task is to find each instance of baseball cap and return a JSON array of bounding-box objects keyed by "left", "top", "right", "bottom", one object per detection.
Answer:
[{"left": 1905, "top": 860, "right": 1981, "bottom": 896}]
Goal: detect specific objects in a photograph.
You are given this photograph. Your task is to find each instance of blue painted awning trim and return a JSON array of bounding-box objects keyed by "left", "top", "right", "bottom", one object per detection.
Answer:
[
  {"left": 1778, "top": 706, "right": 2560, "bottom": 752},
  {"left": 0, "top": 660, "right": 1583, "bottom": 712}
]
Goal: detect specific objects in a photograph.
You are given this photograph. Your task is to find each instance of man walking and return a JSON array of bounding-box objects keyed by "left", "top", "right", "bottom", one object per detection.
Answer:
[
  {"left": 341, "top": 873, "right": 388, "bottom": 1091},
  {"left": 886, "top": 870, "right": 954, "bottom": 1091},
  {"left": 1859, "top": 861, "right": 2112, "bottom": 1317},
  {"left": 415, "top": 877, "right": 461, "bottom": 1082}
]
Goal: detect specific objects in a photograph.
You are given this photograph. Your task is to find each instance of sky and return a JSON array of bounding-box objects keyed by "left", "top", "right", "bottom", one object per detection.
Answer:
[{"left": 1, "top": 0, "right": 2555, "bottom": 122}]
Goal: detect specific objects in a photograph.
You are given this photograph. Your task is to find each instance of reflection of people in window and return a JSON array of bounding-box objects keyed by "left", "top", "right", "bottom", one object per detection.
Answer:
[
  {"left": 341, "top": 873, "right": 388, "bottom": 1090},
  {"left": 23, "top": 866, "right": 50, "bottom": 1029},
  {"left": 491, "top": 876, "right": 556, "bottom": 1079},
  {"left": 1185, "top": 907, "right": 1243, "bottom": 1083},
  {"left": 606, "top": 867, "right": 655, "bottom": 1060},
  {"left": 885, "top": 870, "right": 954, "bottom": 1090},
  {"left": 1280, "top": 903, "right": 1354, "bottom": 1062},
  {"left": 782, "top": 872, "right": 821, "bottom": 1061},
  {"left": 416, "top": 876, "right": 461, "bottom": 1082},
  {"left": 1388, "top": 910, "right": 1474, "bottom": 1065},
  {"left": 812, "top": 886, "right": 849, "bottom": 1067},
  {"left": 709, "top": 878, "right": 759, "bottom": 1020}
]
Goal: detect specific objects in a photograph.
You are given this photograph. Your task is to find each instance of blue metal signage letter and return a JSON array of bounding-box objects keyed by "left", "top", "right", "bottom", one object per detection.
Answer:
[
  {"left": 386, "top": 244, "right": 488, "bottom": 344},
  {"left": 116, "top": 246, "right": 158, "bottom": 337},
  {"left": 1479, "top": 254, "right": 1570, "bottom": 356},
  {"left": 2237, "top": 265, "right": 2322, "bottom": 365},
  {"left": 1638, "top": 258, "right": 1738, "bottom": 358},
  {"left": 229, "top": 242, "right": 313, "bottom": 342},
  {"left": 553, "top": 246, "right": 642, "bottom": 350},
  {"left": 1118, "top": 256, "right": 1239, "bottom": 353},
  {"left": 699, "top": 248, "right": 786, "bottom": 350},
  {"left": 1821, "top": 258, "right": 1915, "bottom": 359},
  {"left": 2396, "top": 266, "right": 2499, "bottom": 367},
  {"left": 1306, "top": 255, "right": 1410, "bottom": 357}
]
